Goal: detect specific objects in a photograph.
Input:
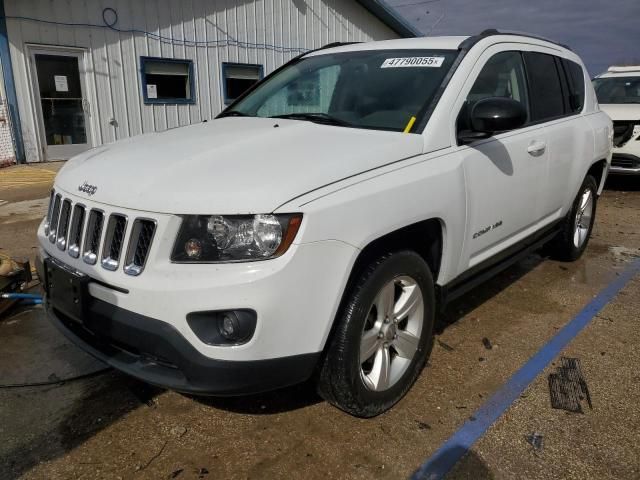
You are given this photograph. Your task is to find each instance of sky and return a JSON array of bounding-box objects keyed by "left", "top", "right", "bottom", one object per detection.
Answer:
[{"left": 386, "top": 0, "right": 640, "bottom": 76}]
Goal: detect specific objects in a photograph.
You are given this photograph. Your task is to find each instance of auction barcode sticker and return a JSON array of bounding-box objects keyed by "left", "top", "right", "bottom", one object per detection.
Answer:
[{"left": 381, "top": 57, "right": 445, "bottom": 68}]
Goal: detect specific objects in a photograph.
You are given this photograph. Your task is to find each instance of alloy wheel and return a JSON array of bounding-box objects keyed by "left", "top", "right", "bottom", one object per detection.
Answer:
[
  {"left": 359, "top": 275, "right": 424, "bottom": 392},
  {"left": 573, "top": 187, "right": 594, "bottom": 248}
]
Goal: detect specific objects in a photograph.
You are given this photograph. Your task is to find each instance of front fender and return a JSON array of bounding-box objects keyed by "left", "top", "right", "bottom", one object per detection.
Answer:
[{"left": 278, "top": 149, "right": 466, "bottom": 286}]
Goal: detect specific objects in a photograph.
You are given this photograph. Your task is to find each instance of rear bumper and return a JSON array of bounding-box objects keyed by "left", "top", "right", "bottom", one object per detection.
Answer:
[{"left": 45, "top": 295, "right": 320, "bottom": 395}]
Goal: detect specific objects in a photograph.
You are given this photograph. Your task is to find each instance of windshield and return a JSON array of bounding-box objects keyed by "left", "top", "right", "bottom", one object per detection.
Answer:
[
  {"left": 592, "top": 76, "right": 640, "bottom": 104},
  {"left": 224, "top": 49, "right": 458, "bottom": 132}
]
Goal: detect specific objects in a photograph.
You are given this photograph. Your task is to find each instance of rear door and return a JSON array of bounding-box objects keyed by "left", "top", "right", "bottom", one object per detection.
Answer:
[
  {"left": 454, "top": 48, "right": 549, "bottom": 272},
  {"left": 524, "top": 52, "right": 587, "bottom": 218}
]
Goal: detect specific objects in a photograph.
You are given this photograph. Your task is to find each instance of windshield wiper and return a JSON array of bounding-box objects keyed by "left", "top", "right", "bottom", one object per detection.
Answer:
[
  {"left": 218, "top": 110, "right": 253, "bottom": 118},
  {"left": 270, "top": 112, "right": 352, "bottom": 127}
]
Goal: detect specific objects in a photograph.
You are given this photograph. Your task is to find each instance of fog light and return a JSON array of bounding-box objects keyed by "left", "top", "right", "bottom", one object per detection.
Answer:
[
  {"left": 187, "top": 309, "right": 257, "bottom": 346},
  {"left": 220, "top": 314, "right": 239, "bottom": 339}
]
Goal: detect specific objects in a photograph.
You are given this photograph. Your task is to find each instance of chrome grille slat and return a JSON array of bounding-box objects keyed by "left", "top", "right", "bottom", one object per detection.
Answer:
[
  {"left": 48, "top": 194, "right": 62, "bottom": 243},
  {"left": 56, "top": 199, "right": 72, "bottom": 250},
  {"left": 124, "top": 219, "right": 156, "bottom": 276},
  {"left": 44, "top": 190, "right": 55, "bottom": 236},
  {"left": 82, "top": 210, "right": 104, "bottom": 265},
  {"left": 68, "top": 204, "right": 86, "bottom": 258},
  {"left": 101, "top": 214, "right": 127, "bottom": 271}
]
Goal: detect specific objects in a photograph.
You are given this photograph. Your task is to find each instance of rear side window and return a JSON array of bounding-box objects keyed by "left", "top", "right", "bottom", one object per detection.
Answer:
[
  {"left": 524, "top": 52, "right": 565, "bottom": 122},
  {"left": 562, "top": 59, "right": 585, "bottom": 113}
]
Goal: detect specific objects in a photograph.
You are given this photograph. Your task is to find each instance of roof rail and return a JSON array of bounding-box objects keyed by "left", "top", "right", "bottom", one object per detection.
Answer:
[
  {"left": 459, "top": 28, "right": 572, "bottom": 52},
  {"left": 316, "top": 42, "right": 361, "bottom": 52},
  {"left": 294, "top": 42, "right": 361, "bottom": 59}
]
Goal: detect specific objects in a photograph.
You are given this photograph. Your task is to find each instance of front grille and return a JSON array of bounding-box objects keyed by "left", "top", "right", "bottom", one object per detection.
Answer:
[
  {"left": 101, "top": 214, "right": 127, "bottom": 270},
  {"left": 43, "top": 190, "right": 157, "bottom": 276},
  {"left": 124, "top": 219, "right": 156, "bottom": 276},
  {"left": 612, "top": 155, "right": 640, "bottom": 170},
  {"left": 56, "top": 199, "right": 72, "bottom": 250},
  {"left": 612, "top": 121, "right": 635, "bottom": 147}
]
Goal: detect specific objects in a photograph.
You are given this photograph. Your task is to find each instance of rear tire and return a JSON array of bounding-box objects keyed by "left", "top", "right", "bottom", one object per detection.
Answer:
[
  {"left": 317, "top": 251, "right": 435, "bottom": 418},
  {"left": 546, "top": 175, "right": 598, "bottom": 261}
]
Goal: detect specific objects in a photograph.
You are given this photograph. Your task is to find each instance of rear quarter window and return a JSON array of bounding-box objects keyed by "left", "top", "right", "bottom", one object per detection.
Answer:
[
  {"left": 524, "top": 52, "right": 565, "bottom": 122},
  {"left": 562, "top": 59, "right": 585, "bottom": 113}
]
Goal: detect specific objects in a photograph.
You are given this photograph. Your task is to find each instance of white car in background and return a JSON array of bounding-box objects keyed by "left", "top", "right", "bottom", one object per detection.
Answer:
[
  {"left": 593, "top": 66, "right": 640, "bottom": 174},
  {"left": 38, "top": 30, "right": 611, "bottom": 417}
]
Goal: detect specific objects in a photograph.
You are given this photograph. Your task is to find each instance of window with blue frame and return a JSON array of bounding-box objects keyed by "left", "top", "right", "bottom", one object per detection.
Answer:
[
  {"left": 141, "top": 57, "right": 195, "bottom": 104},
  {"left": 222, "top": 63, "right": 263, "bottom": 104}
]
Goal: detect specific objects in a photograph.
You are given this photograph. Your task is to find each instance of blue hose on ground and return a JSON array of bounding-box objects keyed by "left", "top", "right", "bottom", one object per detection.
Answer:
[
  {"left": 1, "top": 293, "right": 43, "bottom": 300},
  {"left": 19, "top": 299, "right": 43, "bottom": 305}
]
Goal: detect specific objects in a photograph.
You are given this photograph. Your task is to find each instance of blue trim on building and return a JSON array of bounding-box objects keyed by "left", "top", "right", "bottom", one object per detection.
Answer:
[
  {"left": 0, "top": 0, "right": 25, "bottom": 163},
  {"left": 221, "top": 62, "right": 264, "bottom": 105},
  {"left": 140, "top": 56, "right": 196, "bottom": 105},
  {"left": 357, "top": 0, "right": 422, "bottom": 38}
]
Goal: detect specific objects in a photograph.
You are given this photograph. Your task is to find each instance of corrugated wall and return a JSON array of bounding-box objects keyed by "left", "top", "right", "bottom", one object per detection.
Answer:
[{"left": 4, "top": 0, "right": 398, "bottom": 162}]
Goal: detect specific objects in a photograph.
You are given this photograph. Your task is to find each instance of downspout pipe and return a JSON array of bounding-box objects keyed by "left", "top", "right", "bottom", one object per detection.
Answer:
[{"left": 0, "top": 0, "right": 25, "bottom": 164}]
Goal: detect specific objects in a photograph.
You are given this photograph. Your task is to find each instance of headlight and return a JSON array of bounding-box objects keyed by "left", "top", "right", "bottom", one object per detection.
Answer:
[{"left": 171, "top": 214, "right": 302, "bottom": 263}]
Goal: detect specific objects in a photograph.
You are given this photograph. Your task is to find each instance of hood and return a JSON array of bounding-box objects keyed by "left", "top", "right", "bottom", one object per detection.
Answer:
[
  {"left": 599, "top": 103, "right": 640, "bottom": 121},
  {"left": 56, "top": 118, "right": 423, "bottom": 214}
]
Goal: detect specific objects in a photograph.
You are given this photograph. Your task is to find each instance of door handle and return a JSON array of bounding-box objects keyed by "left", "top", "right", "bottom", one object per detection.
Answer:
[{"left": 527, "top": 140, "right": 546, "bottom": 157}]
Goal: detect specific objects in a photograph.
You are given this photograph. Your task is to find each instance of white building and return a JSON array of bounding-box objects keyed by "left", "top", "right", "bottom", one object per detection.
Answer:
[{"left": 0, "top": 0, "right": 417, "bottom": 164}]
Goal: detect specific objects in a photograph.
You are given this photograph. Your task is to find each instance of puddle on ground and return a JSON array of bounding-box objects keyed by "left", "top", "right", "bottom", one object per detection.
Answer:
[{"left": 609, "top": 246, "right": 640, "bottom": 262}]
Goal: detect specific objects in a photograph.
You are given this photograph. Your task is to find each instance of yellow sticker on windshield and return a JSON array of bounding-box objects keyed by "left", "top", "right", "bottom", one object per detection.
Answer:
[{"left": 381, "top": 57, "right": 445, "bottom": 68}]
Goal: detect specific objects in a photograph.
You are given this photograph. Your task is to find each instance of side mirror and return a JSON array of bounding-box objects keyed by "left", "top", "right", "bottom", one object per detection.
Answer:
[{"left": 458, "top": 97, "right": 527, "bottom": 144}]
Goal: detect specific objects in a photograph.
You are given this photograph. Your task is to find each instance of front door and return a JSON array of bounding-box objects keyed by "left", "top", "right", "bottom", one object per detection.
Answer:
[
  {"left": 455, "top": 48, "right": 549, "bottom": 272},
  {"left": 29, "top": 48, "right": 91, "bottom": 160}
]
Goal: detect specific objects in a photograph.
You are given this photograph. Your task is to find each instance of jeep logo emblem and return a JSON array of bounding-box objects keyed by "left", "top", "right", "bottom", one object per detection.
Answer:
[{"left": 78, "top": 181, "right": 98, "bottom": 196}]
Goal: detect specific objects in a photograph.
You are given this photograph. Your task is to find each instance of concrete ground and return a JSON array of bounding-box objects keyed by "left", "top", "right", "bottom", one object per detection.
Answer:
[{"left": 0, "top": 165, "right": 639, "bottom": 480}]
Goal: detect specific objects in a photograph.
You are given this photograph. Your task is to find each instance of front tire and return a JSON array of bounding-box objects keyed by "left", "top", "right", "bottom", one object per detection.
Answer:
[
  {"left": 547, "top": 175, "right": 598, "bottom": 261},
  {"left": 317, "top": 251, "right": 435, "bottom": 418}
]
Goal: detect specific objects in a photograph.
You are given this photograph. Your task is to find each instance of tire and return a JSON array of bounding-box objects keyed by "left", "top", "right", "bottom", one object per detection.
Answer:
[
  {"left": 317, "top": 251, "right": 435, "bottom": 418},
  {"left": 546, "top": 175, "right": 598, "bottom": 261}
]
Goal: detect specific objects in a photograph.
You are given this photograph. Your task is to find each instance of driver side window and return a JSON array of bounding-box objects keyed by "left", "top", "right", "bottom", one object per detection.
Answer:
[{"left": 459, "top": 51, "right": 530, "bottom": 132}]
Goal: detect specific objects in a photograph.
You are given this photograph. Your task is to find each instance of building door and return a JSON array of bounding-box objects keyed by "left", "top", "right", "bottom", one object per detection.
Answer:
[{"left": 29, "top": 48, "right": 91, "bottom": 160}]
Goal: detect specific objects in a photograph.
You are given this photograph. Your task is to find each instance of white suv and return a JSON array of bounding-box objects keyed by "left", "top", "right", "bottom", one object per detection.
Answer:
[
  {"left": 593, "top": 66, "right": 640, "bottom": 174},
  {"left": 38, "top": 30, "right": 612, "bottom": 417}
]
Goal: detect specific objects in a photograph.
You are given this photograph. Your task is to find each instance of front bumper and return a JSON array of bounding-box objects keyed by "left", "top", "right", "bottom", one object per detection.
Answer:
[
  {"left": 610, "top": 153, "right": 640, "bottom": 175},
  {"left": 38, "top": 188, "right": 358, "bottom": 363},
  {"left": 45, "top": 285, "right": 320, "bottom": 395}
]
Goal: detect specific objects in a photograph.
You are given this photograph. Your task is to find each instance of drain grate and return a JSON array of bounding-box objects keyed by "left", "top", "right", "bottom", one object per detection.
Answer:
[{"left": 548, "top": 357, "right": 592, "bottom": 413}]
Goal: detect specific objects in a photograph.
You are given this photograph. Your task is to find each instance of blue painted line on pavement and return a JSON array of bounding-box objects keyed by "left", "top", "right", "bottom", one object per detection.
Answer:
[{"left": 412, "top": 257, "right": 640, "bottom": 480}]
